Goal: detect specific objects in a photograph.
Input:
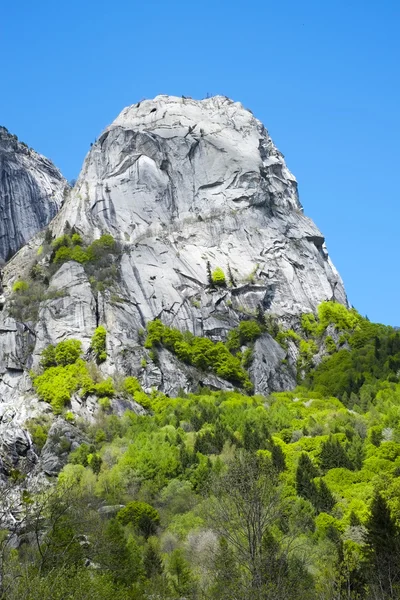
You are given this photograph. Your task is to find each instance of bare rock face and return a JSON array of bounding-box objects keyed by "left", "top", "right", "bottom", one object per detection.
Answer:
[
  {"left": 0, "top": 126, "right": 67, "bottom": 261},
  {"left": 53, "top": 95, "right": 346, "bottom": 322}
]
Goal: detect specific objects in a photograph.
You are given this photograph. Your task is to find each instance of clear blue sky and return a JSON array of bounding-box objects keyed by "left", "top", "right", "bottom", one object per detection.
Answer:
[{"left": 1, "top": 0, "right": 399, "bottom": 324}]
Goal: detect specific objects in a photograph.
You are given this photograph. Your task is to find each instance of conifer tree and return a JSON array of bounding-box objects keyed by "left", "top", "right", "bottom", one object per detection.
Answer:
[
  {"left": 143, "top": 540, "right": 163, "bottom": 579},
  {"left": 256, "top": 302, "right": 266, "bottom": 325},
  {"left": 365, "top": 491, "right": 400, "bottom": 596},
  {"left": 316, "top": 479, "right": 335, "bottom": 513},
  {"left": 227, "top": 263, "right": 236, "bottom": 287},
  {"left": 209, "top": 537, "right": 242, "bottom": 600},
  {"left": 296, "top": 453, "right": 319, "bottom": 505},
  {"left": 319, "top": 436, "right": 352, "bottom": 472},
  {"left": 271, "top": 442, "right": 286, "bottom": 473},
  {"left": 206, "top": 261, "right": 215, "bottom": 288}
]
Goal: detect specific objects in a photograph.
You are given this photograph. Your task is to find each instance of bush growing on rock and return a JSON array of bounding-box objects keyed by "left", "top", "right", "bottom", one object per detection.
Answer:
[
  {"left": 12, "top": 280, "right": 29, "bottom": 293},
  {"left": 144, "top": 319, "right": 253, "bottom": 391},
  {"left": 92, "top": 325, "right": 107, "bottom": 362},
  {"left": 211, "top": 267, "right": 226, "bottom": 287}
]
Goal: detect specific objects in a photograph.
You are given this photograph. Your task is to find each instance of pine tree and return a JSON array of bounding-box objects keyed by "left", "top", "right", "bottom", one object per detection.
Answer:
[
  {"left": 206, "top": 261, "right": 214, "bottom": 288},
  {"left": 319, "top": 436, "right": 352, "bottom": 472},
  {"left": 227, "top": 264, "right": 236, "bottom": 287},
  {"left": 209, "top": 537, "right": 242, "bottom": 599},
  {"left": 256, "top": 303, "right": 266, "bottom": 325},
  {"left": 143, "top": 541, "right": 163, "bottom": 578},
  {"left": 296, "top": 453, "right": 319, "bottom": 505},
  {"left": 365, "top": 491, "right": 400, "bottom": 596},
  {"left": 347, "top": 434, "right": 365, "bottom": 470},
  {"left": 167, "top": 548, "right": 195, "bottom": 597},
  {"left": 98, "top": 519, "right": 133, "bottom": 586},
  {"left": 243, "top": 420, "right": 261, "bottom": 451},
  {"left": 271, "top": 442, "right": 286, "bottom": 473},
  {"left": 316, "top": 478, "right": 335, "bottom": 513}
]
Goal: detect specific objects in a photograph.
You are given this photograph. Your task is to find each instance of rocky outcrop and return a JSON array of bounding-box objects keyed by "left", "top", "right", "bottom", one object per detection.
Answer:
[
  {"left": 40, "top": 419, "right": 86, "bottom": 476},
  {"left": 0, "top": 96, "right": 348, "bottom": 478},
  {"left": 0, "top": 126, "right": 67, "bottom": 261},
  {"left": 52, "top": 95, "right": 346, "bottom": 321}
]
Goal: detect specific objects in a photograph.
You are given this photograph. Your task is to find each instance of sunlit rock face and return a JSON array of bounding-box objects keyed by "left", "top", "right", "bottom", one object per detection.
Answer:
[
  {"left": 53, "top": 94, "right": 346, "bottom": 321},
  {"left": 0, "top": 126, "right": 67, "bottom": 261},
  {"left": 0, "top": 96, "right": 348, "bottom": 475}
]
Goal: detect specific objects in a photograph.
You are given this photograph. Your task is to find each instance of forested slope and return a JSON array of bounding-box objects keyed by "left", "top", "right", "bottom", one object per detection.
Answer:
[{"left": 0, "top": 302, "right": 399, "bottom": 599}]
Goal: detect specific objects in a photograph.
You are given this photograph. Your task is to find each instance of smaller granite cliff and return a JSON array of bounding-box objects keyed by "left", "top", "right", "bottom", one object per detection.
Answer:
[{"left": 0, "top": 126, "right": 67, "bottom": 261}]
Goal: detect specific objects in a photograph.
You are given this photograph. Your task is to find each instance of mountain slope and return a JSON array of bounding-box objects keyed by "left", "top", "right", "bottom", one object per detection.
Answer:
[{"left": 0, "top": 96, "right": 348, "bottom": 475}]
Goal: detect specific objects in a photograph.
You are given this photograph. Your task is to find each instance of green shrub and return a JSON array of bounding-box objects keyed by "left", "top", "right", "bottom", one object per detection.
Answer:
[
  {"left": 325, "top": 336, "right": 337, "bottom": 354},
  {"left": 54, "top": 339, "right": 82, "bottom": 366},
  {"left": 53, "top": 245, "right": 90, "bottom": 264},
  {"left": 317, "top": 301, "right": 362, "bottom": 333},
  {"left": 40, "top": 345, "right": 57, "bottom": 369},
  {"left": 237, "top": 320, "right": 262, "bottom": 343},
  {"left": 86, "top": 234, "right": 117, "bottom": 261},
  {"left": 32, "top": 359, "right": 93, "bottom": 413},
  {"left": 12, "top": 280, "right": 29, "bottom": 293},
  {"left": 211, "top": 267, "right": 226, "bottom": 287},
  {"left": 25, "top": 418, "right": 50, "bottom": 452},
  {"left": 117, "top": 501, "right": 160, "bottom": 538},
  {"left": 71, "top": 233, "right": 82, "bottom": 245},
  {"left": 92, "top": 326, "right": 107, "bottom": 363},
  {"left": 145, "top": 320, "right": 253, "bottom": 391},
  {"left": 70, "top": 245, "right": 90, "bottom": 263},
  {"left": 53, "top": 246, "right": 73, "bottom": 263},
  {"left": 52, "top": 234, "right": 71, "bottom": 250},
  {"left": 226, "top": 320, "right": 262, "bottom": 352},
  {"left": 133, "top": 390, "right": 152, "bottom": 409},
  {"left": 301, "top": 313, "right": 318, "bottom": 336},
  {"left": 99, "top": 397, "right": 111, "bottom": 411},
  {"left": 124, "top": 377, "right": 142, "bottom": 396},
  {"left": 94, "top": 378, "right": 115, "bottom": 398},
  {"left": 285, "top": 329, "right": 302, "bottom": 343}
]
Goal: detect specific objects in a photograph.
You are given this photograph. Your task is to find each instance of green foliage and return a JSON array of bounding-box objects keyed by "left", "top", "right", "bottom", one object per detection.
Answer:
[
  {"left": 123, "top": 376, "right": 142, "bottom": 395},
  {"left": 25, "top": 417, "right": 50, "bottom": 452},
  {"left": 236, "top": 320, "right": 262, "bottom": 343},
  {"left": 117, "top": 501, "right": 160, "bottom": 538},
  {"left": 32, "top": 359, "right": 92, "bottom": 413},
  {"left": 11, "top": 302, "right": 400, "bottom": 598},
  {"left": 211, "top": 266, "right": 226, "bottom": 286},
  {"left": 33, "top": 339, "right": 115, "bottom": 412},
  {"left": 53, "top": 245, "right": 91, "bottom": 264},
  {"left": 325, "top": 335, "right": 337, "bottom": 354},
  {"left": 301, "top": 312, "right": 318, "bottom": 336},
  {"left": 92, "top": 325, "right": 107, "bottom": 362},
  {"left": 49, "top": 233, "right": 121, "bottom": 293},
  {"left": 296, "top": 453, "right": 319, "bottom": 504},
  {"left": 8, "top": 279, "right": 60, "bottom": 322},
  {"left": 167, "top": 548, "right": 195, "bottom": 597},
  {"left": 54, "top": 339, "right": 82, "bottom": 366},
  {"left": 52, "top": 234, "right": 71, "bottom": 250},
  {"left": 12, "top": 280, "right": 29, "bottom": 293},
  {"left": 71, "top": 232, "right": 82, "bottom": 245},
  {"left": 40, "top": 344, "right": 57, "bottom": 369},
  {"left": 145, "top": 319, "right": 254, "bottom": 391},
  {"left": 365, "top": 491, "right": 400, "bottom": 595},
  {"left": 94, "top": 378, "right": 115, "bottom": 398},
  {"left": 317, "top": 301, "right": 362, "bottom": 332},
  {"left": 319, "top": 436, "right": 352, "bottom": 472},
  {"left": 305, "top": 312, "right": 399, "bottom": 399}
]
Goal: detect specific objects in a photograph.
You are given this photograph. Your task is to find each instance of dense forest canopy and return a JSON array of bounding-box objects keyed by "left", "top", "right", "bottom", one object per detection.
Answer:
[{"left": 1, "top": 301, "right": 400, "bottom": 599}]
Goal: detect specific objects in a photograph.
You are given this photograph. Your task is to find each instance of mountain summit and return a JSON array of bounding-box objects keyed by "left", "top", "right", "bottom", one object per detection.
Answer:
[{"left": 54, "top": 95, "right": 346, "bottom": 314}]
